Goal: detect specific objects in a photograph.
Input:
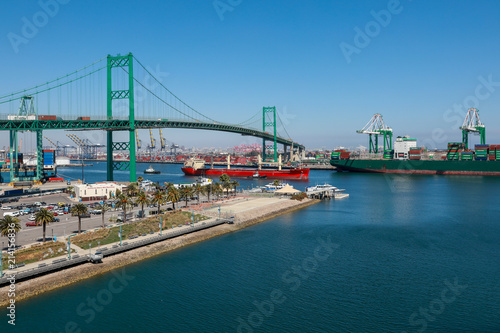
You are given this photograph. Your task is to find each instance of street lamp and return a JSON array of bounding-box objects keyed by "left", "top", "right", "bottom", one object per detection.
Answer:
[
  {"left": 1, "top": 241, "right": 4, "bottom": 278},
  {"left": 67, "top": 235, "right": 73, "bottom": 260},
  {"left": 119, "top": 224, "right": 122, "bottom": 246}
]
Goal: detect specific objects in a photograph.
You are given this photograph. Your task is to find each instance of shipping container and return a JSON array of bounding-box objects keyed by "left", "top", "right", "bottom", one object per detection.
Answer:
[
  {"left": 77, "top": 117, "right": 91, "bottom": 120},
  {"left": 48, "top": 177, "right": 64, "bottom": 182},
  {"left": 38, "top": 115, "right": 57, "bottom": 120}
]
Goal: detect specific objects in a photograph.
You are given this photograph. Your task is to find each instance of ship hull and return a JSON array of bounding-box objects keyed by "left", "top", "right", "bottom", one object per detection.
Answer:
[
  {"left": 181, "top": 167, "right": 309, "bottom": 179},
  {"left": 330, "top": 159, "right": 500, "bottom": 176}
]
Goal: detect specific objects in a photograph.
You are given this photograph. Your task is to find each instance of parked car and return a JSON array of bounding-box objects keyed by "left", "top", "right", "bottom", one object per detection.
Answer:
[
  {"left": 3, "top": 211, "right": 19, "bottom": 217},
  {"left": 25, "top": 222, "right": 40, "bottom": 227},
  {"left": 53, "top": 218, "right": 60, "bottom": 222}
]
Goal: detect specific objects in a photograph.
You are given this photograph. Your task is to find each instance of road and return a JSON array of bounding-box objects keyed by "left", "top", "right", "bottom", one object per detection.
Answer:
[{"left": 2, "top": 192, "right": 214, "bottom": 248}]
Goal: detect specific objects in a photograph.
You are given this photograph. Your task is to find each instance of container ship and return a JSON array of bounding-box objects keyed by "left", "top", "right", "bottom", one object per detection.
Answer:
[
  {"left": 330, "top": 138, "right": 500, "bottom": 176},
  {"left": 181, "top": 158, "right": 310, "bottom": 179}
]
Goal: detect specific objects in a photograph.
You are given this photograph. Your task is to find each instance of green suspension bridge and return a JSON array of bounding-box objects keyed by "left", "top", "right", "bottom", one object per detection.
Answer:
[{"left": 0, "top": 53, "right": 305, "bottom": 182}]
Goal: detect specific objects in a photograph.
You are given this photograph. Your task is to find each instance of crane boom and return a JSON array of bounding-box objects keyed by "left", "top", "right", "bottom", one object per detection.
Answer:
[
  {"left": 149, "top": 129, "right": 156, "bottom": 150},
  {"left": 135, "top": 130, "right": 142, "bottom": 150},
  {"left": 460, "top": 108, "right": 485, "bottom": 149},
  {"left": 159, "top": 129, "right": 166, "bottom": 151},
  {"left": 357, "top": 114, "right": 393, "bottom": 153}
]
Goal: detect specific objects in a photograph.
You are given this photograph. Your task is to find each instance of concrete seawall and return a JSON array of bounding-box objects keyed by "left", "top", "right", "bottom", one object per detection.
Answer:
[{"left": 0, "top": 197, "right": 319, "bottom": 307}]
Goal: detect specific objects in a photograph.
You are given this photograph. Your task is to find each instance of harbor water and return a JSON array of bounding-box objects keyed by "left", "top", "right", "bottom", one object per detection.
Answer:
[{"left": 2, "top": 162, "right": 499, "bottom": 332}]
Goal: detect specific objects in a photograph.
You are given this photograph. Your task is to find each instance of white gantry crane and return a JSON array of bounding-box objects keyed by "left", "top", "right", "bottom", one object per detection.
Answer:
[
  {"left": 356, "top": 113, "right": 393, "bottom": 153},
  {"left": 460, "top": 108, "right": 485, "bottom": 149}
]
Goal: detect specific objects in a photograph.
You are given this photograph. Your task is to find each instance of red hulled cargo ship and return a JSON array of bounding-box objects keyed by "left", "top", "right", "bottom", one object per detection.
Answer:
[{"left": 181, "top": 159, "right": 309, "bottom": 179}]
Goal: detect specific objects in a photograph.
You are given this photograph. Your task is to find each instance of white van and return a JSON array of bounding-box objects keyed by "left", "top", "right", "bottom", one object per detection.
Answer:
[{"left": 4, "top": 211, "right": 20, "bottom": 217}]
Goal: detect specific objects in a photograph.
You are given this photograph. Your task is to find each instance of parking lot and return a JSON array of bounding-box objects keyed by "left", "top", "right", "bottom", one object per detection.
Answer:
[{"left": 1, "top": 193, "right": 141, "bottom": 247}]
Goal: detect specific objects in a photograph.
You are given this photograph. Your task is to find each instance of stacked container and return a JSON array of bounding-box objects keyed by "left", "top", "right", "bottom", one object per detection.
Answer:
[
  {"left": 447, "top": 142, "right": 464, "bottom": 160},
  {"left": 409, "top": 147, "right": 424, "bottom": 160},
  {"left": 460, "top": 151, "right": 474, "bottom": 161},
  {"left": 474, "top": 144, "right": 488, "bottom": 161},
  {"left": 43, "top": 149, "right": 55, "bottom": 166},
  {"left": 330, "top": 152, "right": 341, "bottom": 160},
  {"left": 489, "top": 145, "right": 500, "bottom": 161},
  {"left": 383, "top": 150, "right": 393, "bottom": 159}
]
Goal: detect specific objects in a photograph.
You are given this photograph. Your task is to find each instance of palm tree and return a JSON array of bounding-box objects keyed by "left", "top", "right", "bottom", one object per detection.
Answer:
[
  {"left": 222, "top": 181, "right": 231, "bottom": 197},
  {"left": 192, "top": 184, "right": 203, "bottom": 204},
  {"left": 166, "top": 186, "right": 180, "bottom": 210},
  {"left": 180, "top": 186, "right": 192, "bottom": 207},
  {"left": 125, "top": 182, "right": 139, "bottom": 197},
  {"left": 115, "top": 193, "right": 132, "bottom": 223},
  {"left": 219, "top": 173, "right": 231, "bottom": 183},
  {"left": 95, "top": 203, "right": 110, "bottom": 228},
  {"left": 35, "top": 208, "right": 54, "bottom": 242},
  {"left": 71, "top": 203, "right": 88, "bottom": 234},
  {"left": 204, "top": 183, "right": 213, "bottom": 202},
  {"left": 137, "top": 176, "right": 144, "bottom": 183},
  {"left": 273, "top": 179, "right": 280, "bottom": 186},
  {"left": 151, "top": 189, "right": 166, "bottom": 215},
  {"left": 212, "top": 182, "right": 222, "bottom": 200},
  {"left": 230, "top": 180, "right": 240, "bottom": 196},
  {"left": 135, "top": 191, "right": 149, "bottom": 218},
  {"left": 0, "top": 215, "right": 21, "bottom": 237}
]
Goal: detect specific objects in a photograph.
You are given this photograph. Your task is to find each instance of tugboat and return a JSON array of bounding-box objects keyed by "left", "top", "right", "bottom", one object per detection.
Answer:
[
  {"left": 144, "top": 165, "right": 160, "bottom": 174},
  {"left": 251, "top": 171, "right": 267, "bottom": 179}
]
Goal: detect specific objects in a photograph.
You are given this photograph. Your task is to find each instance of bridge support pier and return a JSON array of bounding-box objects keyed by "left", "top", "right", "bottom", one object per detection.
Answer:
[{"left": 106, "top": 53, "right": 136, "bottom": 183}]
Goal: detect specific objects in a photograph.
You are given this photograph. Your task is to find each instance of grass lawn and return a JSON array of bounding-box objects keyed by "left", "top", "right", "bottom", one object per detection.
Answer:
[
  {"left": 73, "top": 211, "right": 209, "bottom": 250},
  {"left": 1, "top": 241, "right": 75, "bottom": 270}
]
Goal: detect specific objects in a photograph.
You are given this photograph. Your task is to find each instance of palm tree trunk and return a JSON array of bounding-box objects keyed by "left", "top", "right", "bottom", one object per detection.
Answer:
[
  {"left": 101, "top": 213, "right": 105, "bottom": 228},
  {"left": 78, "top": 216, "right": 82, "bottom": 234},
  {"left": 42, "top": 222, "right": 46, "bottom": 242},
  {"left": 158, "top": 203, "right": 160, "bottom": 215},
  {"left": 172, "top": 201, "right": 176, "bottom": 210},
  {"left": 142, "top": 203, "right": 144, "bottom": 217},
  {"left": 123, "top": 207, "right": 127, "bottom": 223}
]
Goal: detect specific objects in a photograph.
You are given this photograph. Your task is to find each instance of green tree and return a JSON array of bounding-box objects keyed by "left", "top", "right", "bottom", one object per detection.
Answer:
[
  {"left": 136, "top": 190, "right": 150, "bottom": 218},
  {"left": 95, "top": 203, "right": 111, "bottom": 228},
  {"left": 125, "top": 182, "right": 139, "bottom": 197},
  {"left": 204, "top": 183, "right": 213, "bottom": 202},
  {"left": 219, "top": 173, "right": 230, "bottom": 183},
  {"left": 0, "top": 215, "right": 21, "bottom": 237},
  {"left": 151, "top": 189, "right": 166, "bottom": 215},
  {"left": 222, "top": 181, "right": 231, "bottom": 197},
  {"left": 35, "top": 208, "right": 54, "bottom": 242},
  {"left": 192, "top": 184, "right": 203, "bottom": 204},
  {"left": 230, "top": 180, "right": 240, "bottom": 196},
  {"left": 166, "top": 186, "right": 180, "bottom": 210},
  {"left": 273, "top": 179, "right": 280, "bottom": 186},
  {"left": 212, "top": 182, "right": 222, "bottom": 200},
  {"left": 115, "top": 193, "right": 132, "bottom": 223},
  {"left": 137, "top": 176, "right": 144, "bottom": 183},
  {"left": 70, "top": 203, "right": 88, "bottom": 234},
  {"left": 180, "top": 186, "right": 193, "bottom": 207}
]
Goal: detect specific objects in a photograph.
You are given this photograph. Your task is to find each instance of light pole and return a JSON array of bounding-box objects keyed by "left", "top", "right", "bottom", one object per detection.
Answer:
[
  {"left": 159, "top": 217, "right": 162, "bottom": 236},
  {"left": 1, "top": 241, "right": 4, "bottom": 278},
  {"left": 67, "top": 235, "right": 73, "bottom": 260}
]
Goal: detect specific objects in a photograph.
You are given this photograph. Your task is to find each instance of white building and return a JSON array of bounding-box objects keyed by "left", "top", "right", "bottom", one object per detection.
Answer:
[
  {"left": 393, "top": 136, "right": 417, "bottom": 160},
  {"left": 73, "top": 182, "right": 125, "bottom": 201}
]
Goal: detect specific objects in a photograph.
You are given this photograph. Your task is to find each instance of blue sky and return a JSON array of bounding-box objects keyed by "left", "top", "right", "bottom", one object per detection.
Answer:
[{"left": 1, "top": 0, "right": 500, "bottom": 151}]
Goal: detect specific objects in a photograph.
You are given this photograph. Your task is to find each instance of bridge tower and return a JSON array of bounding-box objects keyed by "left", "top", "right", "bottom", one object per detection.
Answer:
[
  {"left": 262, "top": 106, "right": 277, "bottom": 162},
  {"left": 106, "top": 53, "right": 136, "bottom": 182}
]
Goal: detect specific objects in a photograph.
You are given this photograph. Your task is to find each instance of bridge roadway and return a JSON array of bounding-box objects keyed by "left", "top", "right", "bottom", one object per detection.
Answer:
[{"left": 0, "top": 118, "right": 305, "bottom": 149}]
